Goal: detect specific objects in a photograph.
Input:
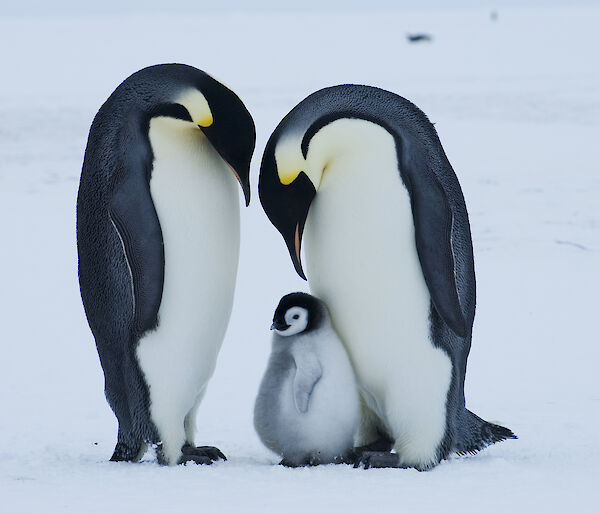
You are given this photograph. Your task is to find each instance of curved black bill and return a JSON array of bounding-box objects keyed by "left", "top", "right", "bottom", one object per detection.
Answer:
[
  {"left": 259, "top": 156, "right": 316, "bottom": 280},
  {"left": 226, "top": 161, "right": 251, "bottom": 207},
  {"left": 199, "top": 120, "right": 254, "bottom": 208}
]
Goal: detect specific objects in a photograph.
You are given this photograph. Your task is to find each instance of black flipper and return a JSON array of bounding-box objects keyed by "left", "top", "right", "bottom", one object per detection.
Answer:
[
  {"left": 109, "top": 137, "right": 164, "bottom": 335},
  {"left": 399, "top": 141, "right": 468, "bottom": 338},
  {"left": 455, "top": 409, "right": 517, "bottom": 456}
]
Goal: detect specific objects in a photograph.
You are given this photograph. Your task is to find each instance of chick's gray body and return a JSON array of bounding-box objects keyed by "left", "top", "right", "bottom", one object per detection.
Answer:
[{"left": 254, "top": 294, "right": 360, "bottom": 466}]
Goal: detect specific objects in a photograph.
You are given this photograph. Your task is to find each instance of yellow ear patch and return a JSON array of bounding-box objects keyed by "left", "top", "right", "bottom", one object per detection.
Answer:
[
  {"left": 196, "top": 112, "right": 213, "bottom": 127},
  {"left": 279, "top": 169, "right": 302, "bottom": 185},
  {"left": 177, "top": 89, "right": 213, "bottom": 127},
  {"left": 275, "top": 136, "right": 308, "bottom": 186}
]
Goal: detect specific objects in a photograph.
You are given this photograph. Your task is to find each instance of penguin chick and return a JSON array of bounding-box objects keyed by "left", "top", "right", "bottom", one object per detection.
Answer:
[{"left": 254, "top": 292, "right": 360, "bottom": 467}]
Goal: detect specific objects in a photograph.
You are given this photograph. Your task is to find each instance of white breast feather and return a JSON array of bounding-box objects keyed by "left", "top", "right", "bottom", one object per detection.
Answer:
[
  {"left": 303, "top": 119, "right": 453, "bottom": 468},
  {"left": 136, "top": 117, "right": 240, "bottom": 465}
]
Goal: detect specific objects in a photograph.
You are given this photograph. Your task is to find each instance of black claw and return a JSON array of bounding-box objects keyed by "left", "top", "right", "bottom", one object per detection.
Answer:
[
  {"left": 280, "top": 453, "right": 356, "bottom": 467},
  {"left": 180, "top": 444, "right": 227, "bottom": 464},
  {"left": 279, "top": 458, "right": 299, "bottom": 468},
  {"left": 353, "top": 451, "right": 402, "bottom": 469},
  {"left": 337, "top": 451, "right": 358, "bottom": 465},
  {"left": 179, "top": 453, "right": 213, "bottom": 466}
]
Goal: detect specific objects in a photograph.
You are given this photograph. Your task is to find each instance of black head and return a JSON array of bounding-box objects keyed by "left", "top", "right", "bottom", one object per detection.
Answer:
[
  {"left": 259, "top": 85, "right": 430, "bottom": 280},
  {"left": 259, "top": 147, "right": 315, "bottom": 279},
  {"left": 127, "top": 64, "right": 255, "bottom": 205},
  {"left": 258, "top": 85, "right": 373, "bottom": 278},
  {"left": 270, "top": 292, "right": 328, "bottom": 336}
]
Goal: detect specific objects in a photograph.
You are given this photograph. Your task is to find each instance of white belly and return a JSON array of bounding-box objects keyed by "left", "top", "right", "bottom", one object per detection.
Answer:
[
  {"left": 303, "top": 120, "right": 452, "bottom": 467},
  {"left": 137, "top": 117, "right": 240, "bottom": 464}
]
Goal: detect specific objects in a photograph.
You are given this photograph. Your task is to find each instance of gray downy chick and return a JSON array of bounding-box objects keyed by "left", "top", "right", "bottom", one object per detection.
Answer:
[{"left": 254, "top": 292, "right": 360, "bottom": 466}]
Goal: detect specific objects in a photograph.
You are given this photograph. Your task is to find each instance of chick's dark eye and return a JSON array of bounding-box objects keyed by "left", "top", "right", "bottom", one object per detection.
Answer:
[{"left": 293, "top": 314, "right": 299, "bottom": 320}]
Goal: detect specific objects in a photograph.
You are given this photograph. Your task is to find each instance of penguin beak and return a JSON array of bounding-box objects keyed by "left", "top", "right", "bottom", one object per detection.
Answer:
[
  {"left": 270, "top": 321, "right": 290, "bottom": 331},
  {"left": 225, "top": 161, "right": 251, "bottom": 207},
  {"left": 259, "top": 151, "right": 316, "bottom": 280},
  {"left": 199, "top": 121, "right": 254, "bottom": 207}
]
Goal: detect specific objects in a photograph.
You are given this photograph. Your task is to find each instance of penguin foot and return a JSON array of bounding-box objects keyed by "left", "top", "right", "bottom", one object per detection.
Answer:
[
  {"left": 353, "top": 451, "right": 403, "bottom": 469},
  {"left": 280, "top": 454, "right": 356, "bottom": 467},
  {"left": 279, "top": 458, "right": 302, "bottom": 467},
  {"left": 179, "top": 444, "right": 227, "bottom": 465},
  {"left": 279, "top": 456, "right": 323, "bottom": 467},
  {"left": 110, "top": 441, "right": 144, "bottom": 462},
  {"left": 345, "top": 433, "right": 395, "bottom": 465},
  {"left": 335, "top": 453, "right": 356, "bottom": 466}
]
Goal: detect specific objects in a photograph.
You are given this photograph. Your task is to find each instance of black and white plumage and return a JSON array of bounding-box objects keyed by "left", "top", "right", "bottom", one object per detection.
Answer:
[
  {"left": 258, "top": 85, "right": 515, "bottom": 470},
  {"left": 77, "top": 64, "right": 255, "bottom": 465},
  {"left": 254, "top": 293, "right": 360, "bottom": 467}
]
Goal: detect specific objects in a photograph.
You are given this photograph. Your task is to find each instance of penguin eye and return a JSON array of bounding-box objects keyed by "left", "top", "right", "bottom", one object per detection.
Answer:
[{"left": 292, "top": 314, "right": 300, "bottom": 320}]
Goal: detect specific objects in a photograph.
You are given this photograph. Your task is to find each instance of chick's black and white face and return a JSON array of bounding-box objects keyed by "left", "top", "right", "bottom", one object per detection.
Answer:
[
  {"left": 272, "top": 292, "right": 327, "bottom": 336},
  {"left": 275, "top": 306, "right": 309, "bottom": 336}
]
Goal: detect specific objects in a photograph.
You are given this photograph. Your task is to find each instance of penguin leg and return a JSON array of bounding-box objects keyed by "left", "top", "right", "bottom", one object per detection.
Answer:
[
  {"left": 110, "top": 432, "right": 146, "bottom": 462},
  {"left": 349, "top": 400, "right": 394, "bottom": 464},
  {"left": 345, "top": 431, "right": 394, "bottom": 466},
  {"left": 101, "top": 354, "right": 145, "bottom": 462},
  {"left": 354, "top": 431, "right": 395, "bottom": 453},
  {"left": 355, "top": 399, "right": 392, "bottom": 445},
  {"left": 183, "top": 402, "right": 200, "bottom": 446},
  {"left": 177, "top": 392, "right": 227, "bottom": 465},
  {"left": 153, "top": 423, "right": 224, "bottom": 465}
]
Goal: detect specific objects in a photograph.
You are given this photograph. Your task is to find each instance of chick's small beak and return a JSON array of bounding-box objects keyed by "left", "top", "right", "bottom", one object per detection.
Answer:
[{"left": 271, "top": 321, "right": 290, "bottom": 331}]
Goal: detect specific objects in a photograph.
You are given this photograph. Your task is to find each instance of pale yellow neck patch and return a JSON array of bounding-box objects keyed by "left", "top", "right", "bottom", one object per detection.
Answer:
[
  {"left": 176, "top": 89, "right": 213, "bottom": 127},
  {"left": 274, "top": 118, "right": 387, "bottom": 191},
  {"left": 274, "top": 135, "right": 312, "bottom": 186}
]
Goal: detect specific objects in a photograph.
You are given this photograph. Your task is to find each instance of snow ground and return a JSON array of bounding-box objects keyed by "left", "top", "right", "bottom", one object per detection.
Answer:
[{"left": 1, "top": 2, "right": 599, "bottom": 513}]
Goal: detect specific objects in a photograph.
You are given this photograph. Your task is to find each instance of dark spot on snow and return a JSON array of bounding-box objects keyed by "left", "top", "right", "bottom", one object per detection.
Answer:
[
  {"left": 555, "top": 240, "right": 589, "bottom": 251},
  {"left": 406, "top": 33, "right": 433, "bottom": 43}
]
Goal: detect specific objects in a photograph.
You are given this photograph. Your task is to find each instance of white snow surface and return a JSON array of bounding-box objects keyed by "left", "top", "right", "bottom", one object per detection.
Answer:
[{"left": 1, "top": 2, "right": 599, "bottom": 513}]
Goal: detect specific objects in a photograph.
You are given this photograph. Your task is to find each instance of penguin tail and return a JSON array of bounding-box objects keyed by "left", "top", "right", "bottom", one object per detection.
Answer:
[{"left": 454, "top": 409, "right": 517, "bottom": 456}]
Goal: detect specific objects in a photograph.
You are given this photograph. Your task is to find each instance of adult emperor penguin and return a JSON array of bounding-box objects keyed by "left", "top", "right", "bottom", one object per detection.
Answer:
[
  {"left": 258, "top": 85, "right": 515, "bottom": 470},
  {"left": 254, "top": 292, "right": 360, "bottom": 467},
  {"left": 77, "top": 64, "right": 255, "bottom": 465}
]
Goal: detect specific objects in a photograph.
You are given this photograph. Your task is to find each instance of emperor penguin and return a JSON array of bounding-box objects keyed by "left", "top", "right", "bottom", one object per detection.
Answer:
[
  {"left": 254, "top": 292, "right": 360, "bottom": 467},
  {"left": 77, "top": 64, "right": 255, "bottom": 466},
  {"left": 258, "top": 85, "right": 515, "bottom": 470}
]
